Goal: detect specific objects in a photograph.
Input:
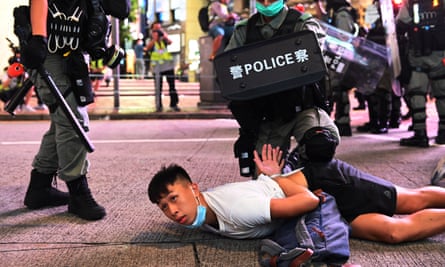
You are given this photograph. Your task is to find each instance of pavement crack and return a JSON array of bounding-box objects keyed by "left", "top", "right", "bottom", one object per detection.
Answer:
[{"left": 192, "top": 242, "right": 201, "bottom": 266}]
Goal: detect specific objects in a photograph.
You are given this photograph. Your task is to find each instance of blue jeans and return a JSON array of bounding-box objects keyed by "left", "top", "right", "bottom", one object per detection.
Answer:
[{"left": 209, "top": 24, "right": 234, "bottom": 39}]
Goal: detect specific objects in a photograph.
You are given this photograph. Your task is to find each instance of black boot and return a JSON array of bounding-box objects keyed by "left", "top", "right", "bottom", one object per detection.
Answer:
[
  {"left": 400, "top": 130, "right": 429, "bottom": 148},
  {"left": 24, "top": 169, "right": 69, "bottom": 209},
  {"left": 389, "top": 94, "right": 402, "bottom": 128},
  {"left": 436, "top": 130, "right": 445, "bottom": 145},
  {"left": 389, "top": 116, "right": 401, "bottom": 129},
  {"left": 353, "top": 91, "right": 366, "bottom": 110},
  {"left": 360, "top": 93, "right": 379, "bottom": 133},
  {"left": 357, "top": 122, "right": 371, "bottom": 133},
  {"left": 370, "top": 120, "right": 388, "bottom": 134},
  {"left": 335, "top": 122, "right": 352, "bottom": 136},
  {"left": 66, "top": 175, "right": 106, "bottom": 220},
  {"left": 370, "top": 125, "right": 388, "bottom": 134},
  {"left": 370, "top": 89, "right": 390, "bottom": 134}
]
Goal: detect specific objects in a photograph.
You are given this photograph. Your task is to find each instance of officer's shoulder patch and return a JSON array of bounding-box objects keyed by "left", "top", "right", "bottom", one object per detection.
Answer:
[{"left": 299, "top": 13, "right": 312, "bottom": 22}]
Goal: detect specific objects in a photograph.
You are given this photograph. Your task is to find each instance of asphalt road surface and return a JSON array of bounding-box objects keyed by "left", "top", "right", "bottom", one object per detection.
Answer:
[{"left": 1, "top": 119, "right": 445, "bottom": 266}]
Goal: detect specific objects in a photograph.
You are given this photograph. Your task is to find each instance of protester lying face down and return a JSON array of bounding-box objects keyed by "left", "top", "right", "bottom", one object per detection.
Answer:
[
  {"left": 148, "top": 147, "right": 320, "bottom": 239},
  {"left": 149, "top": 125, "right": 445, "bottom": 244}
]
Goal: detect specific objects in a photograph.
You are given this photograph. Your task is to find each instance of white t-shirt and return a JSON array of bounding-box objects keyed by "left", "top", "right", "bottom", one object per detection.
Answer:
[{"left": 201, "top": 174, "right": 286, "bottom": 239}]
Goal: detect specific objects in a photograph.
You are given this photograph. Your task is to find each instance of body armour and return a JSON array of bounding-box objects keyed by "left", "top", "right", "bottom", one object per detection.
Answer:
[
  {"left": 408, "top": 0, "right": 445, "bottom": 55},
  {"left": 47, "top": 0, "right": 87, "bottom": 54}
]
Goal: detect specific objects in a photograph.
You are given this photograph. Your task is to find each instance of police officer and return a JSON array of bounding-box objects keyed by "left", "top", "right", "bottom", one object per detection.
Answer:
[
  {"left": 396, "top": 0, "right": 445, "bottom": 147},
  {"left": 357, "top": 0, "right": 402, "bottom": 134},
  {"left": 324, "top": 0, "right": 359, "bottom": 136},
  {"left": 225, "top": 0, "right": 339, "bottom": 177},
  {"left": 20, "top": 0, "right": 129, "bottom": 220}
]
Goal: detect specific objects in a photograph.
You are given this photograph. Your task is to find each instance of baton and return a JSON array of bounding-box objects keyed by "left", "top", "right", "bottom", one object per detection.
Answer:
[
  {"left": 4, "top": 67, "right": 95, "bottom": 153},
  {"left": 4, "top": 78, "right": 34, "bottom": 115},
  {"left": 38, "top": 66, "right": 95, "bottom": 152}
]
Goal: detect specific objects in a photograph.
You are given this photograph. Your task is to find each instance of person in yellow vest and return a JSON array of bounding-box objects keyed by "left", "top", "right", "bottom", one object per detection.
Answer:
[
  {"left": 89, "top": 58, "right": 105, "bottom": 95},
  {"left": 145, "top": 22, "right": 180, "bottom": 112}
]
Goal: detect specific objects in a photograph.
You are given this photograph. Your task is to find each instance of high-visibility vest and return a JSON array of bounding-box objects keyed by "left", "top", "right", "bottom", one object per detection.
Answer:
[
  {"left": 90, "top": 59, "right": 104, "bottom": 71},
  {"left": 150, "top": 41, "right": 172, "bottom": 65}
]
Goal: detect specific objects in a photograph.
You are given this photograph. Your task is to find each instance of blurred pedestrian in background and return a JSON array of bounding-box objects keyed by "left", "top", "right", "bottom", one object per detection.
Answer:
[
  {"left": 134, "top": 34, "right": 146, "bottom": 80},
  {"left": 145, "top": 22, "right": 180, "bottom": 112}
]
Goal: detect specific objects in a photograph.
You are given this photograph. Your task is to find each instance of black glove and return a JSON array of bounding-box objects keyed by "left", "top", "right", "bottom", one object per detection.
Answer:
[
  {"left": 21, "top": 35, "right": 47, "bottom": 69},
  {"left": 234, "top": 131, "right": 255, "bottom": 177}
]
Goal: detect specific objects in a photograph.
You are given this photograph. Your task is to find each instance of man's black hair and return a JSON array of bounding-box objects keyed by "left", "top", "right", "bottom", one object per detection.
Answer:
[{"left": 148, "top": 164, "right": 192, "bottom": 204}]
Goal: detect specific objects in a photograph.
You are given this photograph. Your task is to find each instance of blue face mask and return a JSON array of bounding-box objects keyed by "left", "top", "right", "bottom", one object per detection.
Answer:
[
  {"left": 185, "top": 204, "right": 207, "bottom": 229},
  {"left": 185, "top": 187, "right": 207, "bottom": 229},
  {"left": 256, "top": 0, "right": 284, "bottom": 17}
]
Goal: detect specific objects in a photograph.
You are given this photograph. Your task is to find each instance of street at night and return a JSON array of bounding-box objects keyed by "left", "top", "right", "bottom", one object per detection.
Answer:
[{"left": 1, "top": 114, "right": 444, "bottom": 266}]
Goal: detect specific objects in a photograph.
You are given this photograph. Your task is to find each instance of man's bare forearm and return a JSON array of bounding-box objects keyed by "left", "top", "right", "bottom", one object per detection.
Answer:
[{"left": 30, "top": 0, "right": 48, "bottom": 37}]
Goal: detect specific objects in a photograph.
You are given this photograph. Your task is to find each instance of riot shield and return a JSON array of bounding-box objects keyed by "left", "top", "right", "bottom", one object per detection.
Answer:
[
  {"left": 365, "top": 0, "right": 402, "bottom": 96},
  {"left": 320, "top": 21, "right": 388, "bottom": 95},
  {"left": 213, "top": 30, "right": 327, "bottom": 101}
]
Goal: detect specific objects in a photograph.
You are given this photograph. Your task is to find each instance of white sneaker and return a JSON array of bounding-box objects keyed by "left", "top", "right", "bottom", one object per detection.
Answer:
[{"left": 21, "top": 104, "right": 36, "bottom": 112}]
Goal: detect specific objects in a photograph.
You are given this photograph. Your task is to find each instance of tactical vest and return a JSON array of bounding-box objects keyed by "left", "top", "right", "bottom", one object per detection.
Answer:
[
  {"left": 239, "top": 9, "right": 325, "bottom": 123},
  {"left": 245, "top": 9, "right": 306, "bottom": 43},
  {"left": 47, "top": 0, "right": 88, "bottom": 54},
  {"left": 409, "top": 0, "right": 445, "bottom": 27},
  {"left": 408, "top": 0, "right": 445, "bottom": 55}
]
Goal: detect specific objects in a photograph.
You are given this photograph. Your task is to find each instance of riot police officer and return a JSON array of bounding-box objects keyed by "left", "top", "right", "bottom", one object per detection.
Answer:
[
  {"left": 224, "top": 0, "right": 339, "bottom": 177},
  {"left": 396, "top": 0, "right": 445, "bottom": 147},
  {"left": 325, "top": 0, "right": 359, "bottom": 136},
  {"left": 19, "top": 0, "right": 129, "bottom": 220},
  {"left": 357, "top": 0, "right": 402, "bottom": 134}
]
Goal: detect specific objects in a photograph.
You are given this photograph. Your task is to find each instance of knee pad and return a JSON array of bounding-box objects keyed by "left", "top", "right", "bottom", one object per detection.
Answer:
[{"left": 298, "top": 127, "right": 339, "bottom": 162}]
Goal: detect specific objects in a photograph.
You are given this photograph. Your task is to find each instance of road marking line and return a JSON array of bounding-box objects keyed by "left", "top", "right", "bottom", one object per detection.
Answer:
[
  {"left": 355, "top": 134, "right": 401, "bottom": 141},
  {"left": 0, "top": 138, "right": 237, "bottom": 146}
]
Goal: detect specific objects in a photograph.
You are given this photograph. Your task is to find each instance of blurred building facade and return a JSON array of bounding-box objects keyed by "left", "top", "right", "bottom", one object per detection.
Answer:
[{"left": 0, "top": 1, "right": 380, "bottom": 76}]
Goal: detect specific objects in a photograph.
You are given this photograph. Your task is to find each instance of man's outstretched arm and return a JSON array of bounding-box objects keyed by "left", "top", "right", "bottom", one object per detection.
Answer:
[{"left": 254, "top": 144, "right": 319, "bottom": 219}]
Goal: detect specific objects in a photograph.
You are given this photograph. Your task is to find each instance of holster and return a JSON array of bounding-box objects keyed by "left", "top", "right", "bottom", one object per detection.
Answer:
[{"left": 64, "top": 51, "right": 94, "bottom": 106}]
